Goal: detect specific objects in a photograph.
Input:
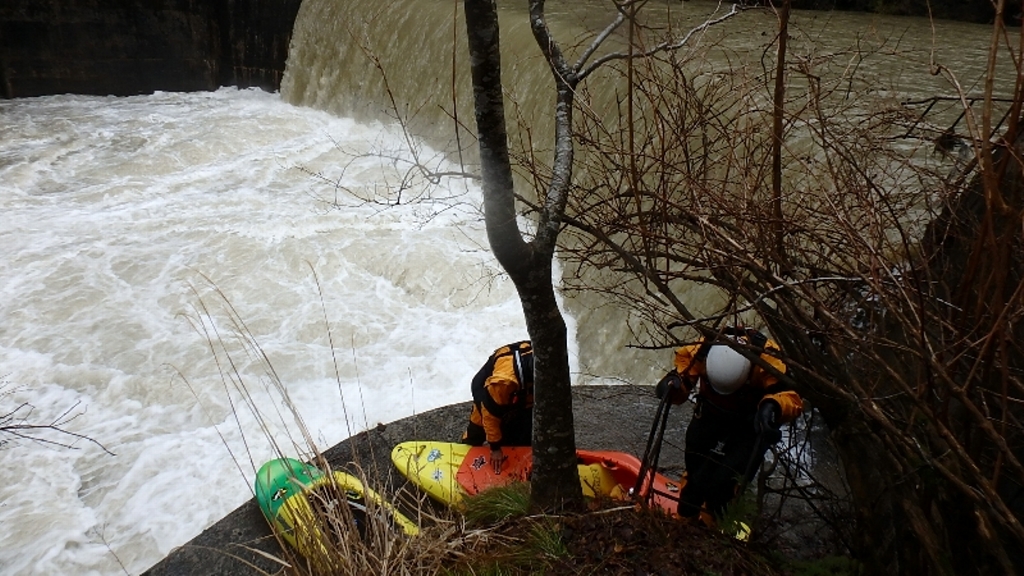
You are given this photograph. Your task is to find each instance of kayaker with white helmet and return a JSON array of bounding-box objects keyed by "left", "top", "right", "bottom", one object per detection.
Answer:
[{"left": 655, "top": 327, "right": 804, "bottom": 522}]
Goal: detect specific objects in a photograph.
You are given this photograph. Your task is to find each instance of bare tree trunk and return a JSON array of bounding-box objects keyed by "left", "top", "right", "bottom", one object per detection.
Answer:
[
  {"left": 463, "top": 0, "right": 582, "bottom": 510},
  {"left": 770, "top": 0, "right": 790, "bottom": 267}
]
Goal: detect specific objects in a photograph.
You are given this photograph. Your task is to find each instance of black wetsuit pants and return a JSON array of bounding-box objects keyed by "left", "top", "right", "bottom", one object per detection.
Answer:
[
  {"left": 677, "top": 402, "right": 773, "bottom": 520},
  {"left": 462, "top": 406, "right": 532, "bottom": 447}
]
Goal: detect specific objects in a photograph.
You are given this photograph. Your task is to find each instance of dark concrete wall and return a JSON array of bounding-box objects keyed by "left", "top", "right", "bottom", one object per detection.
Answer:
[{"left": 0, "top": 0, "right": 302, "bottom": 98}]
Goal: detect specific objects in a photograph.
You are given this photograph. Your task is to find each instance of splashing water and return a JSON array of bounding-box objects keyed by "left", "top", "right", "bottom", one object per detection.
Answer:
[{"left": 0, "top": 87, "right": 577, "bottom": 575}]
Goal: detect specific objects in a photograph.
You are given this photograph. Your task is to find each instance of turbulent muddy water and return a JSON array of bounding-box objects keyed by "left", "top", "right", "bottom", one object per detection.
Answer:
[
  {"left": 0, "top": 88, "right": 579, "bottom": 575},
  {"left": 282, "top": 0, "right": 1010, "bottom": 382}
]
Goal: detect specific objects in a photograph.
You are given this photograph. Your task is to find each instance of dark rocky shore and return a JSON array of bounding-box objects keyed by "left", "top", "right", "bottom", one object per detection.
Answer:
[{"left": 142, "top": 385, "right": 691, "bottom": 576}]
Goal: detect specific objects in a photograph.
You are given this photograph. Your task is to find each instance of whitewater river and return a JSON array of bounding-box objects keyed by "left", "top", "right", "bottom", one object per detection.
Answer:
[{"left": 0, "top": 87, "right": 580, "bottom": 575}]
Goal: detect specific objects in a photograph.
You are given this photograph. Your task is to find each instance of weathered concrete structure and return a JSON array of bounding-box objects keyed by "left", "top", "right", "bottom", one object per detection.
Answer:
[{"left": 0, "top": 0, "right": 302, "bottom": 98}]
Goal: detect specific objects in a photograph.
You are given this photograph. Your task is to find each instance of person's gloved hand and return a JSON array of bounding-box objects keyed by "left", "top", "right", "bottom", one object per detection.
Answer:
[
  {"left": 754, "top": 400, "right": 781, "bottom": 435},
  {"left": 655, "top": 370, "right": 688, "bottom": 405},
  {"left": 490, "top": 446, "right": 506, "bottom": 474}
]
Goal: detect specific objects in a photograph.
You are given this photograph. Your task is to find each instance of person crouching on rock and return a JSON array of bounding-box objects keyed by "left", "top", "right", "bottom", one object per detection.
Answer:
[
  {"left": 655, "top": 327, "right": 804, "bottom": 523},
  {"left": 462, "top": 340, "right": 535, "bottom": 473}
]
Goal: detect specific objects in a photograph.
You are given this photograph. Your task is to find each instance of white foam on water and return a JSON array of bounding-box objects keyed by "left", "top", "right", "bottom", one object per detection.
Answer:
[{"left": 0, "top": 87, "right": 578, "bottom": 576}]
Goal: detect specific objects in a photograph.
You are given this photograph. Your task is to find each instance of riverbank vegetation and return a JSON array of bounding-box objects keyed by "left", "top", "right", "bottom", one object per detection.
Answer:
[
  {"left": 256, "top": 474, "right": 850, "bottom": 576},
  {"left": 457, "top": 0, "right": 1024, "bottom": 573}
]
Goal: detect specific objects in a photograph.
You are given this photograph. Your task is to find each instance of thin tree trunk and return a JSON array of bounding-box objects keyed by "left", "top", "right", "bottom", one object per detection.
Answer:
[
  {"left": 463, "top": 0, "right": 581, "bottom": 510},
  {"left": 771, "top": 0, "right": 789, "bottom": 266}
]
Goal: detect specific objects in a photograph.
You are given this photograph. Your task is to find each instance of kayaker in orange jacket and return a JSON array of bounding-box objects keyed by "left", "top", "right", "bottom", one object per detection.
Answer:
[
  {"left": 462, "top": 341, "right": 535, "bottom": 473},
  {"left": 655, "top": 327, "right": 804, "bottom": 522}
]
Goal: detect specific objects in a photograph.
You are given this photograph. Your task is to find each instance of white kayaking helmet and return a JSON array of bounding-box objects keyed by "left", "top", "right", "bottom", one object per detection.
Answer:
[{"left": 705, "top": 344, "right": 751, "bottom": 395}]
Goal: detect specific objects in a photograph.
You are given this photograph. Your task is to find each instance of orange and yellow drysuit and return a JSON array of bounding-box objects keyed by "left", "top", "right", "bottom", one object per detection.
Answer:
[
  {"left": 462, "top": 341, "right": 534, "bottom": 449},
  {"left": 661, "top": 329, "right": 804, "bottom": 520}
]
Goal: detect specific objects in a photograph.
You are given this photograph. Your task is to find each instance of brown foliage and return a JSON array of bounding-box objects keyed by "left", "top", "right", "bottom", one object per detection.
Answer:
[{"left": 513, "top": 5, "right": 1024, "bottom": 575}]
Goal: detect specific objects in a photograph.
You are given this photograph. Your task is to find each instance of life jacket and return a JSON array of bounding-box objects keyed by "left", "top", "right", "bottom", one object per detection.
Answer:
[{"left": 471, "top": 340, "right": 533, "bottom": 418}]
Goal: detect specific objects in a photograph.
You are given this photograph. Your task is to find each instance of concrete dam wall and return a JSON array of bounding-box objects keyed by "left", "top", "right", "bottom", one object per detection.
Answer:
[{"left": 0, "top": 0, "right": 302, "bottom": 98}]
